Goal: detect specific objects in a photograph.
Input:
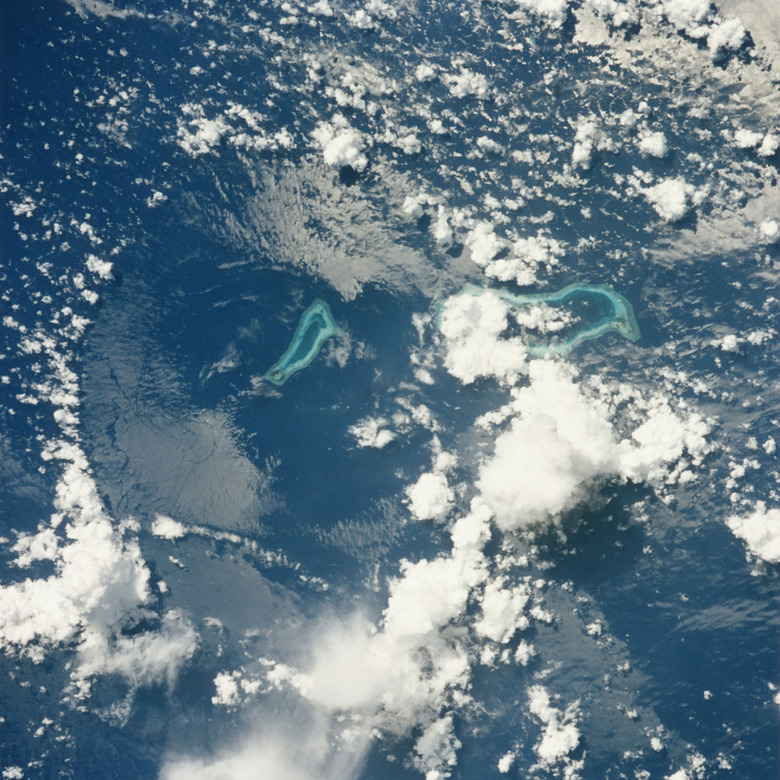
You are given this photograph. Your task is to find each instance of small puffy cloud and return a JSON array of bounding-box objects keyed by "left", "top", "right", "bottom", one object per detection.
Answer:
[
  {"left": 759, "top": 219, "right": 780, "bottom": 243},
  {"left": 513, "top": 302, "right": 571, "bottom": 334},
  {"left": 727, "top": 504, "right": 780, "bottom": 563},
  {"left": 707, "top": 16, "right": 746, "bottom": 56},
  {"left": 406, "top": 472, "right": 454, "bottom": 521},
  {"left": 312, "top": 117, "right": 368, "bottom": 171},
  {"left": 758, "top": 134, "right": 779, "bottom": 157},
  {"left": 714, "top": 333, "right": 740, "bottom": 352},
  {"left": 415, "top": 62, "right": 437, "bottom": 82},
  {"left": 734, "top": 128, "right": 764, "bottom": 149},
  {"left": 210, "top": 668, "right": 263, "bottom": 709},
  {"left": 393, "top": 132, "right": 421, "bottom": 155},
  {"left": 515, "top": 0, "right": 570, "bottom": 28},
  {"left": 348, "top": 416, "right": 397, "bottom": 448},
  {"left": 402, "top": 194, "right": 427, "bottom": 220},
  {"left": 212, "top": 671, "right": 241, "bottom": 707},
  {"left": 638, "top": 131, "right": 668, "bottom": 158},
  {"left": 618, "top": 395, "right": 710, "bottom": 483},
  {"left": 345, "top": 9, "right": 377, "bottom": 29},
  {"left": 585, "top": 0, "right": 637, "bottom": 26},
  {"left": 151, "top": 514, "right": 187, "bottom": 539},
  {"left": 450, "top": 499, "right": 492, "bottom": 559},
  {"left": 585, "top": 621, "right": 602, "bottom": 637},
  {"left": 483, "top": 230, "right": 564, "bottom": 287},
  {"left": 572, "top": 119, "right": 606, "bottom": 170},
  {"left": 445, "top": 68, "right": 490, "bottom": 99},
  {"left": 572, "top": 115, "right": 617, "bottom": 171},
  {"left": 309, "top": 0, "right": 334, "bottom": 16},
  {"left": 474, "top": 579, "right": 531, "bottom": 643},
  {"left": 364, "top": 0, "right": 397, "bottom": 20},
  {"left": 619, "top": 108, "right": 639, "bottom": 128},
  {"left": 432, "top": 206, "right": 454, "bottom": 248},
  {"left": 465, "top": 221, "right": 506, "bottom": 267},
  {"left": 645, "top": 177, "right": 695, "bottom": 222},
  {"left": 497, "top": 750, "right": 516, "bottom": 773},
  {"left": 176, "top": 104, "right": 229, "bottom": 156},
  {"left": 657, "top": 0, "right": 711, "bottom": 31},
  {"left": 86, "top": 254, "right": 113, "bottom": 280},
  {"left": 476, "top": 135, "right": 505, "bottom": 155},
  {"left": 515, "top": 639, "right": 536, "bottom": 665}
]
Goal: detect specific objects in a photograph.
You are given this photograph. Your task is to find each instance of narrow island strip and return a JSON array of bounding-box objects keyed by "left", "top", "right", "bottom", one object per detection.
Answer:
[{"left": 265, "top": 299, "right": 343, "bottom": 386}]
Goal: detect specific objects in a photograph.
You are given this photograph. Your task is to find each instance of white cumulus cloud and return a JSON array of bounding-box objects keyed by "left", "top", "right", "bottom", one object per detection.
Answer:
[
  {"left": 645, "top": 177, "right": 695, "bottom": 222},
  {"left": 0, "top": 441, "right": 197, "bottom": 695},
  {"left": 312, "top": 116, "right": 368, "bottom": 171},
  {"left": 438, "top": 291, "right": 528, "bottom": 386},
  {"left": 727, "top": 504, "right": 780, "bottom": 563},
  {"left": 406, "top": 471, "right": 454, "bottom": 522}
]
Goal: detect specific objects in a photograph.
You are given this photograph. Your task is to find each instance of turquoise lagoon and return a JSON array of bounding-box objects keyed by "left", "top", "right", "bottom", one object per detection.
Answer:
[
  {"left": 265, "top": 299, "right": 343, "bottom": 386},
  {"left": 442, "top": 283, "right": 640, "bottom": 357}
]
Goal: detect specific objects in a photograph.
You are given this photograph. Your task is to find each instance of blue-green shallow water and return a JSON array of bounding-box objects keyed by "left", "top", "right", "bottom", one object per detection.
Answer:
[
  {"left": 439, "top": 282, "right": 641, "bottom": 356},
  {"left": 264, "top": 299, "right": 343, "bottom": 386}
]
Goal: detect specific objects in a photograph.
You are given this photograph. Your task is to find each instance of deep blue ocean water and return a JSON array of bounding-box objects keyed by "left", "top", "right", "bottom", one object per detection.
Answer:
[{"left": 1, "top": 0, "right": 779, "bottom": 778}]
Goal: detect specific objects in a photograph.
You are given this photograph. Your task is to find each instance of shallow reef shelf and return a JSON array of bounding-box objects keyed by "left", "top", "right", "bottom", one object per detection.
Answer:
[
  {"left": 441, "top": 283, "right": 640, "bottom": 357},
  {"left": 265, "top": 299, "right": 343, "bottom": 386}
]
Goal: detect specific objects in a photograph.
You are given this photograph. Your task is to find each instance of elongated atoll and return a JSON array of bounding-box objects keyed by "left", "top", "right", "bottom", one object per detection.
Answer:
[
  {"left": 265, "top": 299, "right": 343, "bottom": 386},
  {"left": 439, "top": 283, "right": 640, "bottom": 357}
]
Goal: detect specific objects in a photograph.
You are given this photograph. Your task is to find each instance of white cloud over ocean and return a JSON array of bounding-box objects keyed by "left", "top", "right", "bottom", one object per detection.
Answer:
[
  {"left": 727, "top": 503, "right": 780, "bottom": 563},
  {"left": 0, "top": 440, "right": 197, "bottom": 700},
  {"left": 197, "top": 322, "right": 712, "bottom": 777},
  {"left": 6, "top": 0, "right": 777, "bottom": 775}
]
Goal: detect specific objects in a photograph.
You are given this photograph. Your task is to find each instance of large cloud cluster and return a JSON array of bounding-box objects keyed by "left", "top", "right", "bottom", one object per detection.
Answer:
[
  {"left": 0, "top": 440, "right": 197, "bottom": 700},
  {"left": 200, "top": 332, "right": 711, "bottom": 776},
  {"left": 465, "top": 359, "right": 709, "bottom": 531},
  {"left": 245, "top": 279, "right": 710, "bottom": 773},
  {"left": 1, "top": 308, "right": 197, "bottom": 706},
  {"left": 476, "top": 360, "right": 620, "bottom": 530},
  {"left": 437, "top": 291, "right": 529, "bottom": 385}
]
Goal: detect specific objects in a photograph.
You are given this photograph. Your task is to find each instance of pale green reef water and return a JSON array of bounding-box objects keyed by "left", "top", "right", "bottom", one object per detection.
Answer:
[
  {"left": 268, "top": 285, "right": 639, "bottom": 387},
  {"left": 265, "top": 299, "right": 342, "bottom": 386},
  {"left": 443, "top": 283, "right": 640, "bottom": 357}
]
